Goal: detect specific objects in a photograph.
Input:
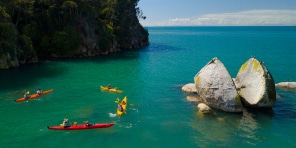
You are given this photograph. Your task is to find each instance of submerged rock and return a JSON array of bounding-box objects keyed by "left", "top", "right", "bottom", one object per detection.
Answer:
[
  {"left": 182, "top": 83, "right": 197, "bottom": 94},
  {"left": 186, "top": 96, "right": 202, "bottom": 103},
  {"left": 234, "top": 58, "right": 276, "bottom": 108},
  {"left": 197, "top": 103, "right": 213, "bottom": 114},
  {"left": 194, "top": 57, "right": 243, "bottom": 113},
  {"left": 275, "top": 82, "right": 296, "bottom": 90}
]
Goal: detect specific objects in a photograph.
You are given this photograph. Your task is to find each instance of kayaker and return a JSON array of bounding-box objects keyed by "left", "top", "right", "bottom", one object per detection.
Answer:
[
  {"left": 62, "top": 118, "right": 69, "bottom": 127},
  {"left": 36, "top": 89, "right": 42, "bottom": 95},
  {"left": 107, "top": 84, "right": 112, "bottom": 89},
  {"left": 24, "top": 90, "right": 30, "bottom": 99},
  {"left": 118, "top": 103, "right": 123, "bottom": 112},
  {"left": 85, "top": 121, "right": 91, "bottom": 126},
  {"left": 73, "top": 122, "right": 77, "bottom": 126}
]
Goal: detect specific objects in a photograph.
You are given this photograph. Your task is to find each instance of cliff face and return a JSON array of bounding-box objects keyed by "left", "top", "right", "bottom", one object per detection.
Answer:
[
  {"left": 0, "top": 0, "right": 149, "bottom": 69},
  {"left": 0, "top": 24, "right": 148, "bottom": 68},
  {"left": 50, "top": 17, "right": 149, "bottom": 58},
  {"left": 121, "top": 24, "right": 150, "bottom": 49}
]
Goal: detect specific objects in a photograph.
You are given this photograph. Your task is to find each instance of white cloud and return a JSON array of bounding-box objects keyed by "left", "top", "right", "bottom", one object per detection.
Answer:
[{"left": 140, "top": 10, "right": 296, "bottom": 26}]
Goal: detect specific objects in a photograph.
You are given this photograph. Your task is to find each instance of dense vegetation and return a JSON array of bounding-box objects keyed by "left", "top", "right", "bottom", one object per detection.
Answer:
[{"left": 0, "top": 0, "right": 149, "bottom": 68}]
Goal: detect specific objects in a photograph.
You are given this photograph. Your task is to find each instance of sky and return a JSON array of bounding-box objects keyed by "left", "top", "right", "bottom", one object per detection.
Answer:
[{"left": 138, "top": 0, "right": 296, "bottom": 26}]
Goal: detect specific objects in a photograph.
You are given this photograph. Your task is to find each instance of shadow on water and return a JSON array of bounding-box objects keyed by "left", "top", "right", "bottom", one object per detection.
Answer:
[
  {"left": 0, "top": 44, "right": 176, "bottom": 93},
  {"left": 88, "top": 48, "right": 151, "bottom": 63},
  {"left": 140, "top": 43, "right": 184, "bottom": 53},
  {"left": 22, "top": 47, "right": 146, "bottom": 68},
  {"left": 0, "top": 50, "right": 143, "bottom": 92},
  {"left": 273, "top": 89, "right": 296, "bottom": 119},
  {"left": 56, "top": 49, "right": 144, "bottom": 64},
  {"left": 0, "top": 60, "right": 68, "bottom": 91},
  {"left": 0, "top": 49, "right": 143, "bottom": 90}
]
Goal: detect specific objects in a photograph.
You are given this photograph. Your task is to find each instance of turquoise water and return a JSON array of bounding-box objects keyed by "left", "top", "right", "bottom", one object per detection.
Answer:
[{"left": 1, "top": 26, "right": 296, "bottom": 147}]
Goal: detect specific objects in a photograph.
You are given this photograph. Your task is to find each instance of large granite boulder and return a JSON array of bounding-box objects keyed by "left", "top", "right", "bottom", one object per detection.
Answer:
[
  {"left": 234, "top": 58, "right": 276, "bottom": 108},
  {"left": 194, "top": 57, "right": 243, "bottom": 112},
  {"left": 275, "top": 82, "right": 296, "bottom": 90}
]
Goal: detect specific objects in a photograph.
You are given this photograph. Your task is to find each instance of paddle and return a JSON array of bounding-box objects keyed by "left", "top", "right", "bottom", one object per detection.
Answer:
[
  {"left": 115, "top": 98, "right": 120, "bottom": 103},
  {"left": 115, "top": 98, "right": 134, "bottom": 107}
]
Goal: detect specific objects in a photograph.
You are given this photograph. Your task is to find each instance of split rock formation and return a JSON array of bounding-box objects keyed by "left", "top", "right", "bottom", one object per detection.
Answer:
[
  {"left": 234, "top": 58, "right": 276, "bottom": 108},
  {"left": 194, "top": 57, "right": 243, "bottom": 113},
  {"left": 189, "top": 57, "right": 276, "bottom": 113}
]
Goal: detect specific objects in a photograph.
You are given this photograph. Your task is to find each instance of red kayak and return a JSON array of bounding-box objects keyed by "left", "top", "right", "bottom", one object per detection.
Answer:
[
  {"left": 15, "top": 89, "right": 53, "bottom": 102},
  {"left": 48, "top": 122, "right": 114, "bottom": 130}
]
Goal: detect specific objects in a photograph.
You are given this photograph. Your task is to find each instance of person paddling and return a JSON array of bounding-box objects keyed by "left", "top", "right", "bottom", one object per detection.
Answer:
[
  {"left": 36, "top": 89, "right": 42, "bottom": 95},
  {"left": 85, "top": 121, "right": 92, "bottom": 126},
  {"left": 107, "top": 84, "right": 112, "bottom": 89},
  {"left": 24, "top": 90, "right": 30, "bottom": 99},
  {"left": 62, "top": 118, "right": 69, "bottom": 127},
  {"left": 118, "top": 103, "right": 123, "bottom": 112}
]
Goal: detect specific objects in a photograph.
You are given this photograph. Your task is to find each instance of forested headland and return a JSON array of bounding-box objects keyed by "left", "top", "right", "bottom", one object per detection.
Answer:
[{"left": 0, "top": 0, "right": 149, "bottom": 69}]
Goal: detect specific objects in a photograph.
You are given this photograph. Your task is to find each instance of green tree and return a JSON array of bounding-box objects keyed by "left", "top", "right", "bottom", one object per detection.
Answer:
[
  {"left": 0, "top": 22, "right": 18, "bottom": 57},
  {"left": 0, "top": 5, "right": 11, "bottom": 22},
  {"left": 0, "top": 0, "right": 149, "bottom": 59},
  {"left": 51, "top": 25, "right": 79, "bottom": 55},
  {"left": 6, "top": 0, "right": 34, "bottom": 28},
  {"left": 18, "top": 34, "right": 34, "bottom": 56}
]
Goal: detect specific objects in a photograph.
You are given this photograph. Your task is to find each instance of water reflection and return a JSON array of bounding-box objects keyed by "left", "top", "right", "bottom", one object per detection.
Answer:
[
  {"left": 236, "top": 108, "right": 274, "bottom": 146},
  {"left": 0, "top": 60, "right": 67, "bottom": 91},
  {"left": 191, "top": 107, "right": 273, "bottom": 147}
]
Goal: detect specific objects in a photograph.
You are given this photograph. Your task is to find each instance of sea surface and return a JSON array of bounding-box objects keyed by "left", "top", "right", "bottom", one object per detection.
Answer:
[{"left": 1, "top": 26, "right": 296, "bottom": 148}]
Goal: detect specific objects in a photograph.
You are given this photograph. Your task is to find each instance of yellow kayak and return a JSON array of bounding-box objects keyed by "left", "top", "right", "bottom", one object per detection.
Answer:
[
  {"left": 117, "top": 96, "right": 127, "bottom": 116},
  {"left": 100, "top": 86, "right": 122, "bottom": 93}
]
